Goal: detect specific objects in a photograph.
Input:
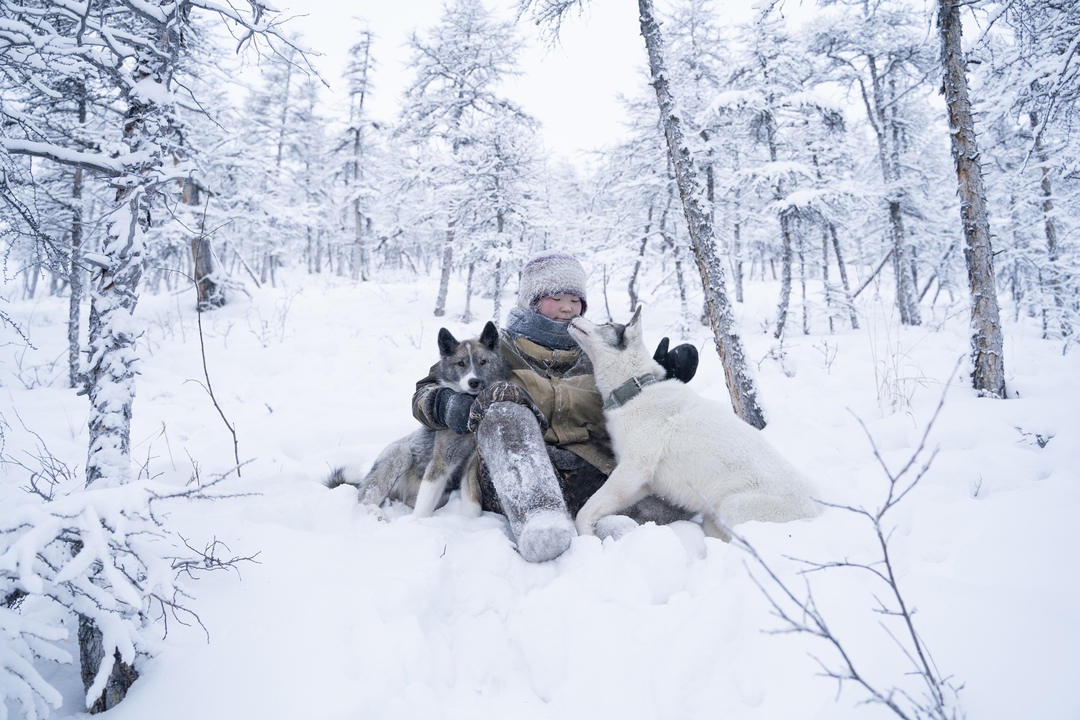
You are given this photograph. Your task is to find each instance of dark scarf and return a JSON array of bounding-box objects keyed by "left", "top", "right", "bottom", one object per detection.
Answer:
[{"left": 506, "top": 306, "right": 579, "bottom": 351}]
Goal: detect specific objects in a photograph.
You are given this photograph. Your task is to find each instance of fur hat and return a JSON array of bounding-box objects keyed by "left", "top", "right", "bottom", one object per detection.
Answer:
[{"left": 517, "top": 252, "right": 588, "bottom": 315}]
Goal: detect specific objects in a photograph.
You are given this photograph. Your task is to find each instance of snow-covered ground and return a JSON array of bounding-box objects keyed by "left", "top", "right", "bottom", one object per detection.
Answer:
[{"left": 2, "top": 265, "right": 1077, "bottom": 719}]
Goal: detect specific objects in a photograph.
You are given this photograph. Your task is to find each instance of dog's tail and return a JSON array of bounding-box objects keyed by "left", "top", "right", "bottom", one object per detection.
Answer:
[{"left": 325, "top": 466, "right": 361, "bottom": 489}]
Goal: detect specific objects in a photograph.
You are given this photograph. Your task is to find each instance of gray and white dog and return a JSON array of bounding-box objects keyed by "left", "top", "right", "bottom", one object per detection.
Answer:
[
  {"left": 326, "top": 321, "right": 508, "bottom": 517},
  {"left": 568, "top": 308, "right": 820, "bottom": 540}
]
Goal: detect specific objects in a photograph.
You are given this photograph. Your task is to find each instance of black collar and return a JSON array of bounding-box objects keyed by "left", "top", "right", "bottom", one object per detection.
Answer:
[{"left": 603, "top": 374, "right": 661, "bottom": 410}]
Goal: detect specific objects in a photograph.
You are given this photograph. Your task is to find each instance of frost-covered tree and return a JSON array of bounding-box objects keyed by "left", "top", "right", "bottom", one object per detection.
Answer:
[
  {"left": 664, "top": 0, "right": 747, "bottom": 307},
  {"left": 808, "top": 0, "right": 948, "bottom": 327},
  {"left": 0, "top": 27, "right": 119, "bottom": 387},
  {"left": 976, "top": 0, "right": 1080, "bottom": 346},
  {"left": 343, "top": 28, "right": 377, "bottom": 281},
  {"left": 0, "top": 0, "right": 304, "bottom": 710},
  {"left": 710, "top": 15, "right": 847, "bottom": 339},
  {"left": 519, "top": 0, "right": 767, "bottom": 428},
  {"left": 397, "top": 0, "right": 540, "bottom": 319}
]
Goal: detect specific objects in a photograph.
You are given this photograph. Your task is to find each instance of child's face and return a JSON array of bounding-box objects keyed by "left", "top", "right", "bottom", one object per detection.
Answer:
[{"left": 538, "top": 294, "right": 582, "bottom": 321}]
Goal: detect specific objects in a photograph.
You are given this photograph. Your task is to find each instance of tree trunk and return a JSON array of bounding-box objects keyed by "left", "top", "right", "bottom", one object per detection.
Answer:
[
  {"left": 79, "top": 615, "right": 139, "bottom": 714},
  {"left": 434, "top": 223, "right": 455, "bottom": 317},
  {"left": 638, "top": 0, "right": 766, "bottom": 428},
  {"left": 822, "top": 226, "right": 835, "bottom": 334},
  {"left": 774, "top": 209, "right": 794, "bottom": 340},
  {"left": 889, "top": 200, "right": 921, "bottom": 325},
  {"left": 1030, "top": 111, "right": 1066, "bottom": 339},
  {"left": 493, "top": 208, "right": 505, "bottom": 322},
  {"left": 863, "top": 55, "right": 920, "bottom": 325},
  {"left": 81, "top": 11, "right": 184, "bottom": 704},
  {"left": 731, "top": 198, "right": 745, "bottom": 304},
  {"left": 799, "top": 232, "right": 809, "bottom": 336},
  {"left": 938, "top": 0, "right": 1006, "bottom": 398},
  {"left": 68, "top": 166, "right": 85, "bottom": 389},
  {"left": 829, "top": 224, "right": 859, "bottom": 330},
  {"left": 628, "top": 207, "right": 652, "bottom": 313},
  {"left": 463, "top": 262, "right": 474, "bottom": 324},
  {"left": 191, "top": 234, "right": 224, "bottom": 311}
]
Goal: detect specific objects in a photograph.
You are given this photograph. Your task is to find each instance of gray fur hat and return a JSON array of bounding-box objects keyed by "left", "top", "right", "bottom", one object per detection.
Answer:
[{"left": 517, "top": 251, "right": 588, "bottom": 315}]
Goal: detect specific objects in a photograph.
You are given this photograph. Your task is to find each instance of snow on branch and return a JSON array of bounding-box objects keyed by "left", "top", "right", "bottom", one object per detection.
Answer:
[
  {"left": 0, "top": 139, "right": 124, "bottom": 177},
  {"left": 0, "top": 448, "right": 258, "bottom": 715}
]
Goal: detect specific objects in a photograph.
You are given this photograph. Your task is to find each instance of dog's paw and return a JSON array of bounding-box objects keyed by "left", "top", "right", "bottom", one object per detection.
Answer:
[
  {"left": 595, "top": 514, "right": 639, "bottom": 541},
  {"left": 356, "top": 502, "right": 388, "bottom": 522}
]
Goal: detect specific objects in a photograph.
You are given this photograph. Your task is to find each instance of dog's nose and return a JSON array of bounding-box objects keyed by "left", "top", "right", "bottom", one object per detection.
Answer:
[{"left": 468, "top": 378, "right": 481, "bottom": 390}]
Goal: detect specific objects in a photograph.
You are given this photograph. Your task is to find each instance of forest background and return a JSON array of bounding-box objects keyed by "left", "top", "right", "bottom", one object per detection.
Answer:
[{"left": 1, "top": 0, "right": 1078, "bottom": 717}]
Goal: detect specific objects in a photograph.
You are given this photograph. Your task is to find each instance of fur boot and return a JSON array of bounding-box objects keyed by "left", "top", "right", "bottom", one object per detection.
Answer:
[{"left": 475, "top": 402, "right": 576, "bottom": 562}]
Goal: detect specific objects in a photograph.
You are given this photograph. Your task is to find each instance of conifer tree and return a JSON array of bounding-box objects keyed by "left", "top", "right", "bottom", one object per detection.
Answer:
[
  {"left": 519, "top": 0, "right": 767, "bottom": 428},
  {"left": 937, "top": 0, "right": 1006, "bottom": 398},
  {"left": 398, "top": 0, "right": 539, "bottom": 318}
]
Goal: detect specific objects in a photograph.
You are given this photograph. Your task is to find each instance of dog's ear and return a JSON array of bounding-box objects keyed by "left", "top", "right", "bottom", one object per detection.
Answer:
[
  {"left": 437, "top": 328, "right": 459, "bottom": 357},
  {"left": 479, "top": 321, "right": 499, "bottom": 351},
  {"left": 626, "top": 306, "right": 643, "bottom": 341}
]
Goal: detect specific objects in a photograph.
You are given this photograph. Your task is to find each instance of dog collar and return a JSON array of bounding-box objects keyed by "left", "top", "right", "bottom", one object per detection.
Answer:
[{"left": 604, "top": 374, "right": 661, "bottom": 410}]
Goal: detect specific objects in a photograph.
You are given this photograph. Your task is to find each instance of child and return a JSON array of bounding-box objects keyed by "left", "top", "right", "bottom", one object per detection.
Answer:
[{"left": 412, "top": 251, "right": 697, "bottom": 562}]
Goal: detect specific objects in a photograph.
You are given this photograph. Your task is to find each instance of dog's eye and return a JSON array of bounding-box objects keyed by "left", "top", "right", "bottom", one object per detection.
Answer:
[
  {"left": 478, "top": 359, "right": 487, "bottom": 366},
  {"left": 457, "top": 360, "right": 467, "bottom": 367}
]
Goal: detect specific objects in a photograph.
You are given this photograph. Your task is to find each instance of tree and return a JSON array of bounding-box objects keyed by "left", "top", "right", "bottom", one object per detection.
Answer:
[
  {"left": 344, "top": 27, "right": 377, "bottom": 282},
  {"left": 664, "top": 0, "right": 750, "bottom": 309},
  {"left": 809, "top": 0, "right": 949, "bottom": 327},
  {"left": 937, "top": 0, "right": 1006, "bottom": 398},
  {"left": 520, "top": 0, "right": 767, "bottom": 428},
  {"left": 0, "top": 0, "right": 305, "bottom": 709},
  {"left": 398, "top": 0, "right": 539, "bottom": 319},
  {"left": 976, "top": 0, "right": 1080, "bottom": 344},
  {"left": 711, "top": 14, "right": 847, "bottom": 339}
]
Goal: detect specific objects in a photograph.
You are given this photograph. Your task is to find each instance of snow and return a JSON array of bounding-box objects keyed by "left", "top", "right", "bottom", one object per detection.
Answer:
[{"left": 2, "top": 268, "right": 1079, "bottom": 719}]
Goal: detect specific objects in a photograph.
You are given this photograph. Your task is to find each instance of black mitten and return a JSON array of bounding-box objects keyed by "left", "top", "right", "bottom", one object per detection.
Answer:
[
  {"left": 653, "top": 337, "right": 699, "bottom": 383},
  {"left": 467, "top": 381, "right": 548, "bottom": 433},
  {"left": 433, "top": 388, "right": 475, "bottom": 434}
]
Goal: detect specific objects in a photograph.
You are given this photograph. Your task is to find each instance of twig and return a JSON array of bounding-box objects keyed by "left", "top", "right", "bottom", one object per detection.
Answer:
[
  {"left": 189, "top": 254, "right": 242, "bottom": 477},
  {"left": 718, "top": 359, "right": 965, "bottom": 720}
]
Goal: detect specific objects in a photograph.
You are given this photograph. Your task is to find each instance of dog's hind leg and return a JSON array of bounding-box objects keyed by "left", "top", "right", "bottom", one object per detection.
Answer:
[
  {"left": 714, "top": 490, "right": 820, "bottom": 535},
  {"left": 356, "top": 438, "right": 418, "bottom": 506},
  {"left": 574, "top": 463, "right": 651, "bottom": 536}
]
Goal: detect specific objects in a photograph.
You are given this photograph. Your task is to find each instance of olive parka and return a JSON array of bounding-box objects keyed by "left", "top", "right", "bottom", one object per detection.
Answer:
[{"left": 411, "top": 328, "right": 616, "bottom": 479}]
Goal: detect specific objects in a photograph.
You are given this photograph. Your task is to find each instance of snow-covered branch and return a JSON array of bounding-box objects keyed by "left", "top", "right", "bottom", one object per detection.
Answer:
[
  {"left": 0, "top": 465, "right": 256, "bottom": 716},
  {"left": 0, "top": 139, "right": 124, "bottom": 177}
]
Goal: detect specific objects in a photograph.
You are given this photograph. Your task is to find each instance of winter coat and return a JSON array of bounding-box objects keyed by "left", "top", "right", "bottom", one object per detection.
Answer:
[{"left": 411, "top": 329, "right": 616, "bottom": 514}]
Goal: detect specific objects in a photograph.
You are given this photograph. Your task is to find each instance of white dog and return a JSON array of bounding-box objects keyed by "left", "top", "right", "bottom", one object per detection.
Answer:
[{"left": 568, "top": 309, "right": 820, "bottom": 540}]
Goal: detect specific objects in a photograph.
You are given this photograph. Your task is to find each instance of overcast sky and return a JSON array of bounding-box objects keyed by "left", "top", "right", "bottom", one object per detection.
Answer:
[{"left": 280, "top": 0, "right": 756, "bottom": 164}]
